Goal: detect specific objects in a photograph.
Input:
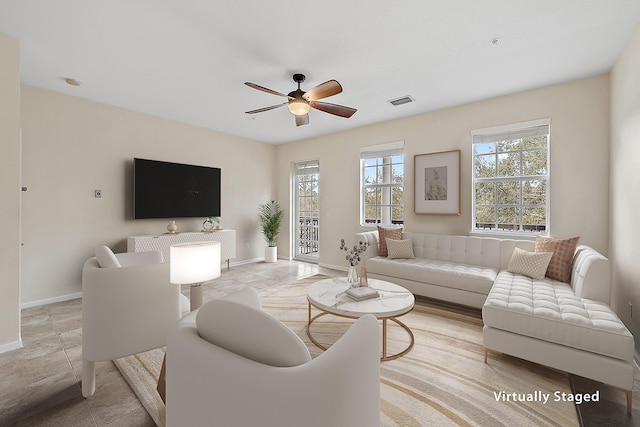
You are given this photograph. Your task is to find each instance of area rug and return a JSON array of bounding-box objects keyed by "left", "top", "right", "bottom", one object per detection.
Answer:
[
  {"left": 116, "top": 274, "right": 579, "bottom": 426},
  {"left": 113, "top": 348, "right": 165, "bottom": 426}
]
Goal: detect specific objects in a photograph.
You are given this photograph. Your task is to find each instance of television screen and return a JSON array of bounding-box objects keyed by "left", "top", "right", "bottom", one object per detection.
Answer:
[{"left": 133, "top": 158, "right": 221, "bottom": 219}]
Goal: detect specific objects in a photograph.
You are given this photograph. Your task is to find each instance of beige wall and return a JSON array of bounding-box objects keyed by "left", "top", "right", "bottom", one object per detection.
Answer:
[
  {"left": 276, "top": 75, "right": 610, "bottom": 271},
  {"left": 20, "top": 86, "right": 276, "bottom": 305},
  {"left": 610, "top": 25, "right": 640, "bottom": 353},
  {"left": 0, "top": 33, "right": 621, "bottom": 347},
  {"left": 0, "top": 33, "right": 21, "bottom": 350}
]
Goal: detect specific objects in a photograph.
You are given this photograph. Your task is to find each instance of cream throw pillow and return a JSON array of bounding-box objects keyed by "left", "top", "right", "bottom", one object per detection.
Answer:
[
  {"left": 386, "top": 238, "right": 415, "bottom": 259},
  {"left": 196, "top": 299, "right": 311, "bottom": 367},
  {"left": 95, "top": 245, "right": 121, "bottom": 268},
  {"left": 507, "top": 247, "right": 554, "bottom": 280}
]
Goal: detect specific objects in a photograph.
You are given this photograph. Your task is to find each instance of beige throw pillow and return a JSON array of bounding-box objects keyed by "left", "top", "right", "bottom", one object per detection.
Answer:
[
  {"left": 535, "top": 236, "right": 580, "bottom": 283},
  {"left": 507, "top": 247, "right": 553, "bottom": 280},
  {"left": 386, "top": 238, "right": 415, "bottom": 259},
  {"left": 377, "top": 226, "right": 403, "bottom": 257}
]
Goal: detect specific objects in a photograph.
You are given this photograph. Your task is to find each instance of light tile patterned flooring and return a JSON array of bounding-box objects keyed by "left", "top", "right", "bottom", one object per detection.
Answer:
[{"left": 0, "top": 260, "right": 339, "bottom": 426}]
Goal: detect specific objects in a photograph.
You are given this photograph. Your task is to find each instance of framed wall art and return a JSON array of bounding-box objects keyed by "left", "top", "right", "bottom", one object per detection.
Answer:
[{"left": 414, "top": 150, "right": 460, "bottom": 215}]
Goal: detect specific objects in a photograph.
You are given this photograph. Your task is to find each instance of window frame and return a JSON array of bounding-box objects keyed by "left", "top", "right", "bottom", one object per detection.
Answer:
[
  {"left": 360, "top": 141, "right": 405, "bottom": 227},
  {"left": 471, "top": 119, "right": 550, "bottom": 236}
]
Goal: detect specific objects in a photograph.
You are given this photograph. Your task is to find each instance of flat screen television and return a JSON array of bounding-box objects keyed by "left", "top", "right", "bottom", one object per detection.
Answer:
[{"left": 133, "top": 158, "right": 221, "bottom": 219}]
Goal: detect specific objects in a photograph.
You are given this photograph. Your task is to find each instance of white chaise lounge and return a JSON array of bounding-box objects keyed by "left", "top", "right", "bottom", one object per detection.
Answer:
[
  {"left": 483, "top": 245, "right": 635, "bottom": 414},
  {"left": 355, "top": 230, "right": 635, "bottom": 412}
]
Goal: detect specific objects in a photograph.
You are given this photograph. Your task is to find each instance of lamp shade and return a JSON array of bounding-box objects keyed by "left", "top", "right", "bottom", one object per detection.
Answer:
[
  {"left": 287, "top": 99, "right": 310, "bottom": 116},
  {"left": 170, "top": 241, "right": 221, "bottom": 285}
]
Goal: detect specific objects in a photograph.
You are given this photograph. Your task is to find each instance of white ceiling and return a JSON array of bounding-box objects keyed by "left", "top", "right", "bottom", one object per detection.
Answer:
[{"left": 1, "top": 1, "right": 639, "bottom": 145}]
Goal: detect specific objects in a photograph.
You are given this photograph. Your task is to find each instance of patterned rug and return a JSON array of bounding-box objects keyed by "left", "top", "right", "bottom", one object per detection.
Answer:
[{"left": 116, "top": 275, "right": 579, "bottom": 426}]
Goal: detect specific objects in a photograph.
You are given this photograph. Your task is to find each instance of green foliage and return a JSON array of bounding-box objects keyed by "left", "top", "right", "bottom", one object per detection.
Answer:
[
  {"left": 258, "top": 200, "right": 284, "bottom": 247},
  {"left": 474, "top": 136, "right": 548, "bottom": 231}
]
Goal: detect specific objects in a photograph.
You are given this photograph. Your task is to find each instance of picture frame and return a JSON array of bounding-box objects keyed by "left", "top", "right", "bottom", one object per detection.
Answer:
[{"left": 414, "top": 150, "right": 460, "bottom": 215}]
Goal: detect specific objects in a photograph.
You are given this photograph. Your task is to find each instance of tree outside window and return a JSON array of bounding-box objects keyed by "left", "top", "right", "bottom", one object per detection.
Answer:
[{"left": 473, "top": 122, "right": 549, "bottom": 234}]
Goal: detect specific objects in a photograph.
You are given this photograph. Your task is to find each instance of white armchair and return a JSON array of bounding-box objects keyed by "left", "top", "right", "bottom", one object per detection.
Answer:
[
  {"left": 165, "top": 287, "right": 381, "bottom": 427},
  {"left": 81, "top": 246, "right": 188, "bottom": 398}
]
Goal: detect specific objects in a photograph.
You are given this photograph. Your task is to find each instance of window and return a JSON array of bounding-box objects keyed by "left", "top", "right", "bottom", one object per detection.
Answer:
[
  {"left": 360, "top": 141, "right": 404, "bottom": 225},
  {"left": 472, "top": 120, "right": 550, "bottom": 234}
]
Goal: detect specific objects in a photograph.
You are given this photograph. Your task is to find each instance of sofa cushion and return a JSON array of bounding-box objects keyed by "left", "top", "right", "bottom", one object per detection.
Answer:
[
  {"left": 95, "top": 245, "right": 121, "bottom": 268},
  {"left": 377, "top": 226, "right": 403, "bottom": 257},
  {"left": 535, "top": 236, "right": 580, "bottom": 283},
  {"left": 386, "top": 238, "right": 414, "bottom": 259},
  {"left": 483, "top": 271, "right": 634, "bottom": 362},
  {"left": 366, "top": 256, "right": 498, "bottom": 295},
  {"left": 507, "top": 247, "right": 553, "bottom": 280},
  {"left": 196, "top": 299, "right": 311, "bottom": 367}
]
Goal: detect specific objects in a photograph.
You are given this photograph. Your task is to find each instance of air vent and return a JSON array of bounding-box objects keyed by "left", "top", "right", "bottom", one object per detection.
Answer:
[{"left": 388, "top": 95, "right": 414, "bottom": 106}]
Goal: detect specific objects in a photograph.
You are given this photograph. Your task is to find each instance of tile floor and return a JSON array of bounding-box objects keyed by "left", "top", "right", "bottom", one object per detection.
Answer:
[{"left": 0, "top": 260, "right": 339, "bottom": 426}]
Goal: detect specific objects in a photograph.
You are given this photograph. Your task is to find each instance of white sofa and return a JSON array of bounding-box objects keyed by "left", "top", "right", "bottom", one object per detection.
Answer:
[
  {"left": 166, "top": 287, "right": 381, "bottom": 427},
  {"left": 356, "top": 230, "right": 534, "bottom": 308},
  {"left": 356, "top": 230, "right": 635, "bottom": 412}
]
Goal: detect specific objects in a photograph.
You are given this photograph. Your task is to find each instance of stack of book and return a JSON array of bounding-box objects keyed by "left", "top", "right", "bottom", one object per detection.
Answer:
[{"left": 346, "top": 287, "right": 379, "bottom": 301}]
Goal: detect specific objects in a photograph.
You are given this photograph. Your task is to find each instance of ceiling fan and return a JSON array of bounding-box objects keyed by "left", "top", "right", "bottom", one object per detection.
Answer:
[{"left": 244, "top": 73, "right": 357, "bottom": 127}]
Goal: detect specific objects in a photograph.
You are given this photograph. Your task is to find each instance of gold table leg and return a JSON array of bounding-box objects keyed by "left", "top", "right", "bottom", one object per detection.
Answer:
[{"left": 306, "top": 303, "right": 414, "bottom": 361}]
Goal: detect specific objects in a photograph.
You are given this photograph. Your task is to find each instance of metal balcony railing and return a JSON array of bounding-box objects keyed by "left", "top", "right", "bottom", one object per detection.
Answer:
[{"left": 298, "top": 216, "right": 319, "bottom": 256}]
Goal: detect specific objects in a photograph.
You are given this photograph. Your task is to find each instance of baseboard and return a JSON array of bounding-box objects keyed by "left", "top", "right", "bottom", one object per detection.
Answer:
[
  {"left": 0, "top": 339, "right": 23, "bottom": 354},
  {"left": 21, "top": 292, "right": 82, "bottom": 309},
  {"left": 319, "top": 262, "right": 347, "bottom": 272},
  {"left": 229, "top": 257, "right": 264, "bottom": 267}
]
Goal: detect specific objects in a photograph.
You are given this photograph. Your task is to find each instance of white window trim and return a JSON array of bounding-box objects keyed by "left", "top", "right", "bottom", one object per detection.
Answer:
[
  {"left": 470, "top": 119, "right": 551, "bottom": 237},
  {"left": 360, "top": 141, "right": 404, "bottom": 227}
]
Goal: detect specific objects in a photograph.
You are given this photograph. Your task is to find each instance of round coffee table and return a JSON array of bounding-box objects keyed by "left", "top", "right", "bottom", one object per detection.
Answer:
[{"left": 307, "top": 277, "right": 415, "bottom": 361}]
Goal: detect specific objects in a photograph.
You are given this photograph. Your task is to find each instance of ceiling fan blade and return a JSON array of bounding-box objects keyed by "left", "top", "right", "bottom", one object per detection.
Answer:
[
  {"left": 295, "top": 114, "right": 309, "bottom": 127},
  {"left": 245, "top": 82, "right": 293, "bottom": 99},
  {"left": 310, "top": 101, "right": 357, "bottom": 118},
  {"left": 302, "top": 80, "right": 342, "bottom": 101},
  {"left": 245, "top": 102, "right": 287, "bottom": 114}
]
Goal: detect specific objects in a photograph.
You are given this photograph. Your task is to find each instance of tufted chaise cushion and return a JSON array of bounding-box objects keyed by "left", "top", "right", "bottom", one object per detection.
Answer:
[{"left": 483, "top": 271, "right": 635, "bottom": 362}]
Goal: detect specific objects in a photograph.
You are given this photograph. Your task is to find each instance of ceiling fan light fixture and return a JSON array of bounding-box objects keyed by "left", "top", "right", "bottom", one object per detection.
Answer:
[{"left": 288, "top": 99, "right": 310, "bottom": 116}]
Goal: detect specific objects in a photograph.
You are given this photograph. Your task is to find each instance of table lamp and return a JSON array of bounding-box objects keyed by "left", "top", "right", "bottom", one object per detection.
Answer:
[{"left": 170, "top": 241, "right": 221, "bottom": 311}]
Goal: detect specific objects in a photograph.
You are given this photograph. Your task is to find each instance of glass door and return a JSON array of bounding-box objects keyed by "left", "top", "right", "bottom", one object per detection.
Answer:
[{"left": 293, "top": 160, "right": 319, "bottom": 262}]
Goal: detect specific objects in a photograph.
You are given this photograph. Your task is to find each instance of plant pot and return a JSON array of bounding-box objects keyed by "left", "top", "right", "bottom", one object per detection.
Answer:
[{"left": 265, "top": 246, "right": 278, "bottom": 263}]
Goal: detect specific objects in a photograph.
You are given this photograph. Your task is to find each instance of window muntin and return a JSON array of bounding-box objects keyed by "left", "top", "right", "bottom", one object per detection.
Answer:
[
  {"left": 361, "top": 143, "right": 404, "bottom": 226},
  {"left": 472, "top": 122, "right": 549, "bottom": 234}
]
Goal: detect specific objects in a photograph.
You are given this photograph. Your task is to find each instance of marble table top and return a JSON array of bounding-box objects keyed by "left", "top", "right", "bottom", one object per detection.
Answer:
[{"left": 307, "top": 277, "right": 415, "bottom": 318}]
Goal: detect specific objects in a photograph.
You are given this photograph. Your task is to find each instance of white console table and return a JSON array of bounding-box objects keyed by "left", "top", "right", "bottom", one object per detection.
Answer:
[{"left": 127, "top": 230, "right": 236, "bottom": 270}]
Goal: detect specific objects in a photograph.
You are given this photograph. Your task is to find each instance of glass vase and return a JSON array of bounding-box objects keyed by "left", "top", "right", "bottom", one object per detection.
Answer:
[{"left": 347, "top": 265, "right": 359, "bottom": 288}]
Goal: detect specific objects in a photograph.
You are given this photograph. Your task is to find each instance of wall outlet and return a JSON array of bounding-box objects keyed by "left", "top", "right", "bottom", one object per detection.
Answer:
[
  {"left": 245, "top": 243, "right": 250, "bottom": 249},
  {"left": 95, "top": 190, "right": 102, "bottom": 198}
]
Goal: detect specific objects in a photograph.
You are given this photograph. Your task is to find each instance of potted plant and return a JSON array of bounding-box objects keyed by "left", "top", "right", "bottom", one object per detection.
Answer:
[
  {"left": 202, "top": 216, "right": 220, "bottom": 232},
  {"left": 258, "top": 200, "right": 284, "bottom": 263}
]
